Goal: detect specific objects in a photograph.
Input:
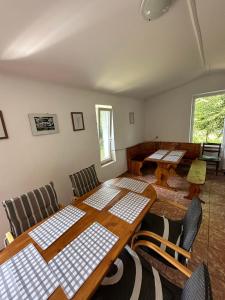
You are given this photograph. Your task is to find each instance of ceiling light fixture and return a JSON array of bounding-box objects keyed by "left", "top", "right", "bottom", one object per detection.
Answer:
[{"left": 141, "top": 0, "right": 171, "bottom": 21}]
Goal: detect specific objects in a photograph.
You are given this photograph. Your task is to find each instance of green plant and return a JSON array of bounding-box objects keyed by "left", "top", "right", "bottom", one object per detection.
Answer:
[{"left": 192, "top": 94, "right": 225, "bottom": 143}]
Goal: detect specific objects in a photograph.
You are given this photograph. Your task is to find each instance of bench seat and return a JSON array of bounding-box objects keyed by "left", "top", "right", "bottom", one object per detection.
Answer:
[{"left": 185, "top": 160, "right": 206, "bottom": 199}]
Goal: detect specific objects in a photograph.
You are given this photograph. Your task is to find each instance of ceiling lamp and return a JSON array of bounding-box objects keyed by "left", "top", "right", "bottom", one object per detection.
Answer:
[{"left": 141, "top": 0, "right": 171, "bottom": 21}]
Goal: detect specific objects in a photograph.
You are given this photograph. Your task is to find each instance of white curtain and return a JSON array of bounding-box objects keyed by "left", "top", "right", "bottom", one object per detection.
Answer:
[{"left": 222, "top": 118, "right": 225, "bottom": 170}]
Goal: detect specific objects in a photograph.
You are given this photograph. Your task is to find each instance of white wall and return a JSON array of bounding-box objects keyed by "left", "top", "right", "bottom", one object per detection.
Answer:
[
  {"left": 0, "top": 74, "right": 145, "bottom": 247},
  {"left": 145, "top": 72, "right": 225, "bottom": 142}
]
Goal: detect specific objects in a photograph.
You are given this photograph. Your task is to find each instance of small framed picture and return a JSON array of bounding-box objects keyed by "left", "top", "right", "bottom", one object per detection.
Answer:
[
  {"left": 0, "top": 111, "right": 8, "bottom": 139},
  {"left": 29, "top": 113, "right": 59, "bottom": 136},
  {"left": 129, "top": 112, "right": 135, "bottom": 124},
  {"left": 71, "top": 112, "right": 85, "bottom": 131}
]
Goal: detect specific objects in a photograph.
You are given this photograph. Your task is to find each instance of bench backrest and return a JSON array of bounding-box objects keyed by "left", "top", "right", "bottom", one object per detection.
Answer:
[{"left": 176, "top": 142, "right": 201, "bottom": 159}]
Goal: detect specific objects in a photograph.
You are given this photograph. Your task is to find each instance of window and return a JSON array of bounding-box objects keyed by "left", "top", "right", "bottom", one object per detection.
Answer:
[
  {"left": 96, "top": 105, "right": 116, "bottom": 165},
  {"left": 191, "top": 92, "right": 225, "bottom": 143}
]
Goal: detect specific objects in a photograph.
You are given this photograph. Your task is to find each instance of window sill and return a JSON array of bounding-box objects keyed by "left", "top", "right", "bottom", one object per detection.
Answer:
[{"left": 101, "top": 160, "right": 116, "bottom": 168}]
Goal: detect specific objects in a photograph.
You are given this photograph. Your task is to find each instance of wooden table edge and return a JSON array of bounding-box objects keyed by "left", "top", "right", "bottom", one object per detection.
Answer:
[{"left": 0, "top": 179, "right": 157, "bottom": 300}]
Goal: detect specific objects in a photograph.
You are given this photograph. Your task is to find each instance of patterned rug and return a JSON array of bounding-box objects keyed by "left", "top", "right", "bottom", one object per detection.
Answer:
[{"left": 124, "top": 165, "right": 225, "bottom": 299}]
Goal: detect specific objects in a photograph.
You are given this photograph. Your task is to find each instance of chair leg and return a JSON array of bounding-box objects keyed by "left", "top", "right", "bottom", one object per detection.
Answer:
[{"left": 216, "top": 162, "right": 219, "bottom": 176}]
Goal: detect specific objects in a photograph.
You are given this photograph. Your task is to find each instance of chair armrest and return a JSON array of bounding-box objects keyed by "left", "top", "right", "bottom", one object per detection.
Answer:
[
  {"left": 5, "top": 232, "right": 14, "bottom": 245},
  {"left": 133, "top": 240, "right": 192, "bottom": 278},
  {"left": 158, "top": 198, "right": 187, "bottom": 210},
  {"left": 131, "top": 230, "right": 191, "bottom": 259}
]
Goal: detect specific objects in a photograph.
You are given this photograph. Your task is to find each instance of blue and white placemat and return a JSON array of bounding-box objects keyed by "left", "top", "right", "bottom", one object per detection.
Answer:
[
  {"left": 114, "top": 178, "right": 149, "bottom": 193},
  {"left": 83, "top": 187, "right": 120, "bottom": 210},
  {"left": 162, "top": 155, "right": 180, "bottom": 162},
  {"left": 148, "top": 149, "right": 169, "bottom": 160},
  {"left": 49, "top": 222, "right": 118, "bottom": 299},
  {"left": 0, "top": 244, "right": 58, "bottom": 300},
  {"left": 29, "top": 205, "right": 86, "bottom": 250},
  {"left": 169, "top": 150, "right": 184, "bottom": 156},
  {"left": 109, "top": 192, "right": 150, "bottom": 224}
]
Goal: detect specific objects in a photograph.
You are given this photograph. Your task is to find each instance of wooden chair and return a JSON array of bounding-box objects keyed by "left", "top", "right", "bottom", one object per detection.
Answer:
[
  {"left": 200, "top": 143, "right": 221, "bottom": 175},
  {"left": 69, "top": 164, "right": 100, "bottom": 198},
  {"left": 132, "top": 198, "right": 202, "bottom": 266},
  {"left": 93, "top": 243, "right": 212, "bottom": 300},
  {"left": 2, "top": 182, "right": 61, "bottom": 246}
]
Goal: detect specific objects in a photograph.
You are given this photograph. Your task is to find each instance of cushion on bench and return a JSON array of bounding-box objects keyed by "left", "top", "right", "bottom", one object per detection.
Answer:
[
  {"left": 3, "top": 182, "right": 60, "bottom": 238},
  {"left": 69, "top": 164, "right": 100, "bottom": 197},
  {"left": 187, "top": 160, "right": 206, "bottom": 185}
]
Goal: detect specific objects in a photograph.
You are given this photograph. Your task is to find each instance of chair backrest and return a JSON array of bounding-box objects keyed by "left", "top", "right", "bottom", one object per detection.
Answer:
[
  {"left": 180, "top": 197, "right": 202, "bottom": 251},
  {"left": 3, "top": 182, "right": 59, "bottom": 238},
  {"left": 202, "top": 143, "right": 221, "bottom": 157},
  {"left": 69, "top": 164, "right": 100, "bottom": 197},
  {"left": 181, "top": 264, "right": 212, "bottom": 300}
]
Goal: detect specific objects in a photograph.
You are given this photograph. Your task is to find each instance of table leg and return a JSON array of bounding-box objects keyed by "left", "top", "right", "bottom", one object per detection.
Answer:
[
  {"left": 154, "top": 163, "right": 176, "bottom": 191},
  {"left": 169, "top": 165, "right": 179, "bottom": 177},
  {"left": 185, "top": 183, "right": 201, "bottom": 200}
]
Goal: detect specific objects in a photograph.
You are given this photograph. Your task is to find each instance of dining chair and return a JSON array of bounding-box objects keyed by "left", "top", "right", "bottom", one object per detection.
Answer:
[
  {"left": 132, "top": 197, "right": 202, "bottom": 266},
  {"left": 2, "top": 182, "right": 60, "bottom": 246},
  {"left": 200, "top": 143, "right": 221, "bottom": 175},
  {"left": 69, "top": 164, "right": 100, "bottom": 198},
  {"left": 93, "top": 243, "right": 212, "bottom": 300}
]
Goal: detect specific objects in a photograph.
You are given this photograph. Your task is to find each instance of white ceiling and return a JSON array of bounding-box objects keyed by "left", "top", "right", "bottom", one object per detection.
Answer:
[{"left": 0, "top": 0, "right": 224, "bottom": 99}]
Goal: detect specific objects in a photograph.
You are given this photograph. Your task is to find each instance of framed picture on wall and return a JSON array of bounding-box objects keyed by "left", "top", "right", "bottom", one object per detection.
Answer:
[
  {"left": 28, "top": 113, "right": 59, "bottom": 136},
  {"left": 71, "top": 112, "right": 85, "bottom": 131},
  {"left": 129, "top": 112, "right": 135, "bottom": 124},
  {"left": 0, "top": 111, "right": 8, "bottom": 139}
]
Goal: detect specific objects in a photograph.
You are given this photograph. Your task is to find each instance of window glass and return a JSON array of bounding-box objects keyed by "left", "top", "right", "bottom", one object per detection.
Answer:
[{"left": 96, "top": 105, "right": 116, "bottom": 165}]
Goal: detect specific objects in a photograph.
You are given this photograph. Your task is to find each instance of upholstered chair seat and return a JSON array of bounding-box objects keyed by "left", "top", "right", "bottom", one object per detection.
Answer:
[
  {"left": 93, "top": 246, "right": 211, "bottom": 300},
  {"left": 134, "top": 198, "right": 202, "bottom": 266}
]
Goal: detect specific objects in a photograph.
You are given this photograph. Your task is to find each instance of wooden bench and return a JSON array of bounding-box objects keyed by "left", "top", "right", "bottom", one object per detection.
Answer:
[
  {"left": 127, "top": 141, "right": 201, "bottom": 176},
  {"left": 185, "top": 160, "right": 206, "bottom": 200}
]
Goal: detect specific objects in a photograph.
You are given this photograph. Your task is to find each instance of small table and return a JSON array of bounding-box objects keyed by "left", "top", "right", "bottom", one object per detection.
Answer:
[
  {"left": 145, "top": 149, "right": 186, "bottom": 190},
  {"left": 0, "top": 178, "right": 156, "bottom": 300}
]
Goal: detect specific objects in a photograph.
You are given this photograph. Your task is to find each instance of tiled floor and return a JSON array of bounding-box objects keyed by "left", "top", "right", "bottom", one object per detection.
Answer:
[{"left": 125, "top": 166, "right": 225, "bottom": 299}]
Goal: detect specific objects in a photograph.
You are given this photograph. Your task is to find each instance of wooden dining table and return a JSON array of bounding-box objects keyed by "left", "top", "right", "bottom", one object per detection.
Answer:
[
  {"left": 0, "top": 177, "right": 157, "bottom": 300},
  {"left": 145, "top": 150, "right": 186, "bottom": 190}
]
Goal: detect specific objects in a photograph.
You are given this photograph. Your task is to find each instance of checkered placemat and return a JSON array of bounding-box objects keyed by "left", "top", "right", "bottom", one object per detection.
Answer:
[
  {"left": 109, "top": 192, "right": 150, "bottom": 224},
  {"left": 49, "top": 222, "right": 118, "bottom": 299},
  {"left": 169, "top": 150, "right": 184, "bottom": 156},
  {"left": 0, "top": 244, "right": 58, "bottom": 300},
  {"left": 162, "top": 155, "right": 180, "bottom": 162},
  {"left": 114, "top": 178, "right": 149, "bottom": 193},
  {"left": 155, "top": 150, "right": 169, "bottom": 155},
  {"left": 29, "top": 205, "right": 86, "bottom": 250},
  {"left": 83, "top": 187, "right": 120, "bottom": 210},
  {"left": 148, "top": 153, "right": 164, "bottom": 160},
  {"left": 148, "top": 150, "right": 169, "bottom": 160}
]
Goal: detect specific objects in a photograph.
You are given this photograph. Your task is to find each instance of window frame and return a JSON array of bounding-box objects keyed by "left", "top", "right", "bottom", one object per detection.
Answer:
[
  {"left": 97, "top": 106, "right": 115, "bottom": 166},
  {"left": 190, "top": 90, "right": 225, "bottom": 143}
]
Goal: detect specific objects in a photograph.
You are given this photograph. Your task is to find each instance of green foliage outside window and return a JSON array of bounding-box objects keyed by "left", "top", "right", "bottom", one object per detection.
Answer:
[{"left": 192, "top": 94, "right": 225, "bottom": 143}]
